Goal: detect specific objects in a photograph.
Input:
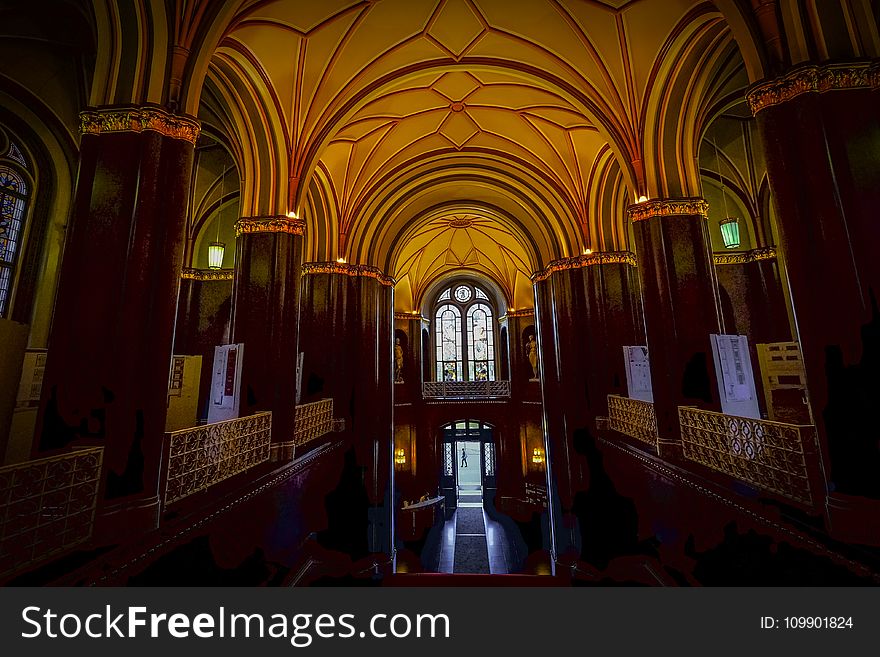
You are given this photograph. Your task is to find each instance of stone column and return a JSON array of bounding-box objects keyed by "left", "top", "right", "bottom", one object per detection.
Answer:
[
  {"left": 629, "top": 199, "right": 723, "bottom": 456},
  {"left": 748, "top": 62, "right": 880, "bottom": 499},
  {"left": 231, "top": 215, "right": 304, "bottom": 461},
  {"left": 35, "top": 106, "right": 199, "bottom": 534},
  {"left": 173, "top": 268, "right": 234, "bottom": 422},
  {"left": 299, "top": 263, "right": 395, "bottom": 560},
  {"left": 533, "top": 252, "right": 644, "bottom": 562}
]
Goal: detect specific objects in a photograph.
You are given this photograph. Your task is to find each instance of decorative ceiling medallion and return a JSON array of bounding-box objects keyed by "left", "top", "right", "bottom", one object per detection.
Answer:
[
  {"left": 747, "top": 63, "right": 875, "bottom": 115},
  {"left": 532, "top": 251, "right": 637, "bottom": 282},
  {"left": 302, "top": 262, "right": 395, "bottom": 286},
  {"left": 80, "top": 106, "right": 201, "bottom": 144},
  {"left": 450, "top": 102, "right": 465, "bottom": 113},
  {"left": 713, "top": 247, "right": 777, "bottom": 266},
  {"left": 235, "top": 216, "right": 305, "bottom": 237},
  {"left": 626, "top": 198, "right": 709, "bottom": 223},
  {"left": 447, "top": 215, "right": 474, "bottom": 228},
  {"left": 181, "top": 268, "right": 234, "bottom": 281}
]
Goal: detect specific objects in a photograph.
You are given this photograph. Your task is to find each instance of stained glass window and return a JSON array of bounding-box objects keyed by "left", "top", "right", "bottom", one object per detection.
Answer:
[
  {"left": 467, "top": 302, "right": 495, "bottom": 381},
  {"left": 435, "top": 304, "right": 462, "bottom": 381},
  {"left": 433, "top": 283, "right": 498, "bottom": 382},
  {"left": 0, "top": 165, "right": 28, "bottom": 316},
  {"left": 443, "top": 442, "right": 453, "bottom": 476}
]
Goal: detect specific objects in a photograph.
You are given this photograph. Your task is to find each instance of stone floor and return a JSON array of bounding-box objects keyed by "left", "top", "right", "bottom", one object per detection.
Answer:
[{"left": 438, "top": 487, "right": 511, "bottom": 574}]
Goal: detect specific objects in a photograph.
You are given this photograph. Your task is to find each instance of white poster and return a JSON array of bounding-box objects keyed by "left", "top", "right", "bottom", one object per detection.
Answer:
[
  {"left": 623, "top": 346, "right": 653, "bottom": 402},
  {"left": 710, "top": 334, "right": 760, "bottom": 419},
  {"left": 207, "top": 343, "right": 244, "bottom": 424}
]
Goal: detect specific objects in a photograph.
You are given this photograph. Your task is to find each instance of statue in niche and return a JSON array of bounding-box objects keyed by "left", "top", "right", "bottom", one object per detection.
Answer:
[
  {"left": 526, "top": 333, "right": 539, "bottom": 380},
  {"left": 394, "top": 337, "right": 404, "bottom": 383}
]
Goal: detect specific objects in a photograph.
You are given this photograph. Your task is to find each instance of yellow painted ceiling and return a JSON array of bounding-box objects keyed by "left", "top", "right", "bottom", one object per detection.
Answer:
[
  {"left": 393, "top": 210, "right": 535, "bottom": 312},
  {"left": 209, "top": 0, "right": 744, "bottom": 309}
]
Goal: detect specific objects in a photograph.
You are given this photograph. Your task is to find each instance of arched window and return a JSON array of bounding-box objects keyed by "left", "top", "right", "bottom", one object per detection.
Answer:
[
  {"left": 0, "top": 155, "right": 29, "bottom": 317},
  {"left": 432, "top": 282, "right": 497, "bottom": 381}
]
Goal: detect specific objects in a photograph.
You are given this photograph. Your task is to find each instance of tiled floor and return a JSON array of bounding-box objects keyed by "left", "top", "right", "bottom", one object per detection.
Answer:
[{"left": 437, "top": 487, "right": 510, "bottom": 575}]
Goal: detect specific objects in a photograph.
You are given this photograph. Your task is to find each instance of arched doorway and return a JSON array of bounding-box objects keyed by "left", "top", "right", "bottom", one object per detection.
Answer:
[{"left": 439, "top": 420, "right": 496, "bottom": 511}]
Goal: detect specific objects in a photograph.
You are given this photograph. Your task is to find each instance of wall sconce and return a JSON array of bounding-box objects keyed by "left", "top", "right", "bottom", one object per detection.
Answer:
[
  {"left": 395, "top": 448, "right": 406, "bottom": 466},
  {"left": 719, "top": 217, "right": 741, "bottom": 249},
  {"left": 532, "top": 447, "right": 544, "bottom": 464}
]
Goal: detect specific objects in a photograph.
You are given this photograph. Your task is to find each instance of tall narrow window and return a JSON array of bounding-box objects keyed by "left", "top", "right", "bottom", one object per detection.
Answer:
[
  {"left": 435, "top": 304, "right": 462, "bottom": 381},
  {"left": 432, "top": 282, "right": 499, "bottom": 381},
  {"left": 0, "top": 163, "right": 29, "bottom": 316},
  {"left": 467, "top": 303, "right": 495, "bottom": 380}
]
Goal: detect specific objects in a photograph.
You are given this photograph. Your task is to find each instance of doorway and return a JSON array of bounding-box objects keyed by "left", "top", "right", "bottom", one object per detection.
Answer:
[
  {"left": 436, "top": 420, "right": 507, "bottom": 574},
  {"left": 455, "top": 440, "right": 482, "bottom": 506},
  {"left": 440, "top": 420, "right": 496, "bottom": 512}
]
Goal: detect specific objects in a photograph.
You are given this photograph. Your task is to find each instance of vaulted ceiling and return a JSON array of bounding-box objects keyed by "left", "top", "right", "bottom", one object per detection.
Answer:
[{"left": 199, "top": 0, "right": 750, "bottom": 310}]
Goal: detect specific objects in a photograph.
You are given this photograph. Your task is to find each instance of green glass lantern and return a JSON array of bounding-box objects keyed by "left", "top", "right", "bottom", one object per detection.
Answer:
[{"left": 719, "top": 217, "right": 740, "bottom": 249}]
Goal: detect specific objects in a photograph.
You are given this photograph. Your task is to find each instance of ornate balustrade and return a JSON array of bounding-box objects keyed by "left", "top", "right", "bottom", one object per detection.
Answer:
[
  {"left": 607, "top": 395, "right": 658, "bottom": 447},
  {"left": 678, "top": 407, "right": 813, "bottom": 506},
  {"left": 294, "top": 398, "right": 335, "bottom": 448},
  {"left": 0, "top": 447, "right": 103, "bottom": 577},
  {"left": 163, "top": 412, "right": 271, "bottom": 505},
  {"left": 422, "top": 380, "right": 511, "bottom": 399}
]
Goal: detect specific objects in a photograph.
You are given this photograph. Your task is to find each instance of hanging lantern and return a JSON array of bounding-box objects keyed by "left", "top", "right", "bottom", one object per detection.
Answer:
[
  {"left": 719, "top": 217, "right": 740, "bottom": 249},
  {"left": 395, "top": 448, "right": 406, "bottom": 465},
  {"left": 207, "top": 241, "right": 225, "bottom": 269}
]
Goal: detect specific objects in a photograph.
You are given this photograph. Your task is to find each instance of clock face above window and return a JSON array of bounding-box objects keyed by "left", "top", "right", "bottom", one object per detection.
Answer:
[{"left": 454, "top": 285, "right": 471, "bottom": 303}]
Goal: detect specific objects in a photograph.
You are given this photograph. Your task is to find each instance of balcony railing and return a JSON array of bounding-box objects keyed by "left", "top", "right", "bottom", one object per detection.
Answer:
[
  {"left": 294, "top": 398, "right": 335, "bottom": 448},
  {"left": 678, "top": 406, "right": 813, "bottom": 506},
  {"left": 607, "top": 395, "right": 658, "bottom": 448},
  {"left": 163, "top": 412, "right": 272, "bottom": 505},
  {"left": 0, "top": 447, "right": 103, "bottom": 577},
  {"left": 422, "top": 380, "right": 511, "bottom": 399}
]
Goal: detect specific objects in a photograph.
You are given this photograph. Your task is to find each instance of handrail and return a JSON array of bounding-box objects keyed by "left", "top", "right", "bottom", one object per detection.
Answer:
[
  {"left": 163, "top": 412, "right": 271, "bottom": 505},
  {"left": 294, "top": 398, "right": 334, "bottom": 447},
  {"left": 607, "top": 395, "right": 658, "bottom": 448},
  {"left": 678, "top": 406, "right": 814, "bottom": 506},
  {"left": 0, "top": 447, "right": 103, "bottom": 577},
  {"left": 422, "top": 380, "right": 511, "bottom": 398}
]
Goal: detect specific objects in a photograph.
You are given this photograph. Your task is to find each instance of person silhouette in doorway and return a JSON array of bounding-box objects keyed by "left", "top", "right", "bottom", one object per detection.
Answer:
[{"left": 461, "top": 447, "right": 468, "bottom": 468}]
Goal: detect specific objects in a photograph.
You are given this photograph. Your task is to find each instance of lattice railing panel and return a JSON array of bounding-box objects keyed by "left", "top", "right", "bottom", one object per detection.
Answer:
[
  {"left": 679, "top": 407, "right": 813, "bottom": 506},
  {"left": 0, "top": 447, "right": 103, "bottom": 577},
  {"left": 422, "top": 380, "right": 511, "bottom": 398},
  {"left": 607, "top": 395, "right": 658, "bottom": 447},
  {"left": 164, "top": 412, "right": 271, "bottom": 505},
  {"left": 294, "top": 398, "right": 334, "bottom": 447}
]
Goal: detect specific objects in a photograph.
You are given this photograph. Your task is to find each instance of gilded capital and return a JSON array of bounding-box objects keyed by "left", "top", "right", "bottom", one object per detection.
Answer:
[
  {"left": 747, "top": 62, "right": 875, "bottom": 114},
  {"left": 80, "top": 106, "right": 201, "bottom": 144},
  {"left": 181, "top": 268, "right": 235, "bottom": 281},
  {"left": 235, "top": 215, "right": 305, "bottom": 237},
  {"left": 626, "top": 198, "right": 708, "bottom": 223},
  {"left": 301, "top": 262, "right": 395, "bottom": 286},
  {"left": 713, "top": 247, "right": 777, "bottom": 266},
  {"left": 532, "top": 251, "right": 637, "bottom": 282}
]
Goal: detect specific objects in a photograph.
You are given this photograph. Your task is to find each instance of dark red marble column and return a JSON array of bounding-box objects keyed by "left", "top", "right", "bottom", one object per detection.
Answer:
[
  {"left": 714, "top": 248, "right": 791, "bottom": 345},
  {"left": 629, "top": 199, "right": 723, "bottom": 455},
  {"left": 173, "top": 269, "right": 233, "bottom": 422},
  {"left": 534, "top": 253, "right": 644, "bottom": 561},
  {"left": 35, "top": 106, "right": 199, "bottom": 534},
  {"left": 749, "top": 63, "right": 880, "bottom": 499},
  {"left": 231, "top": 216, "right": 304, "bottom": 461},
  {"left": 299, "top": 263, "right": 394, "bottom": 561}
]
